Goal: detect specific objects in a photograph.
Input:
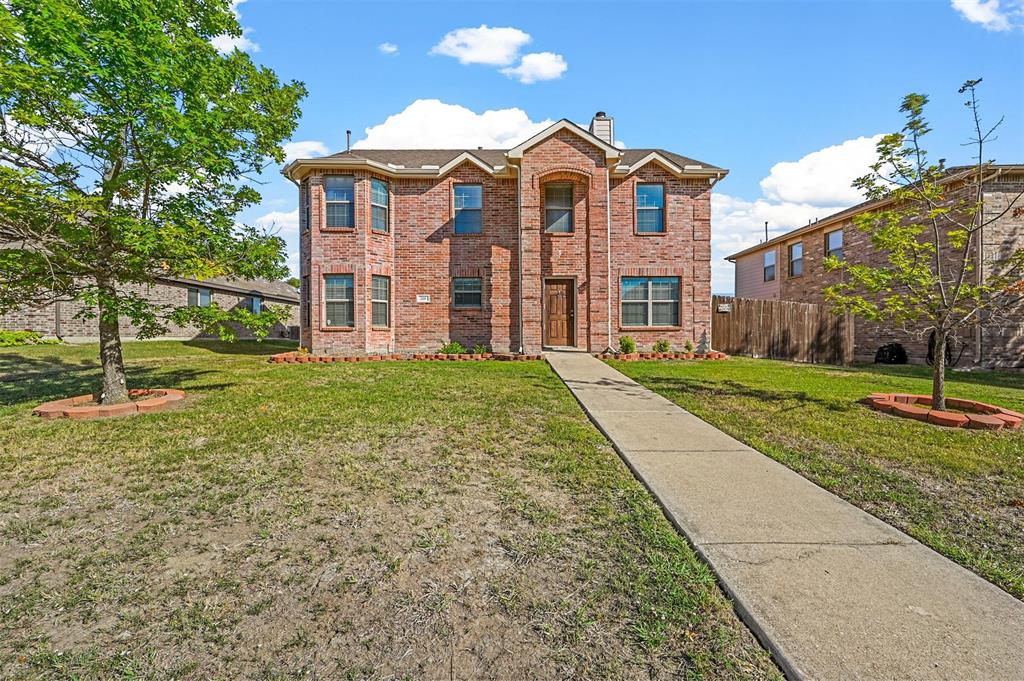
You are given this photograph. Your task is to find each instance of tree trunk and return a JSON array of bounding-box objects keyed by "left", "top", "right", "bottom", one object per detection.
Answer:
[
  {"left": 932, "top": 331, "right": 947, "bottom": 411},
  {"left": 97, "top": 284, "right": 129, "bottom": 405}
]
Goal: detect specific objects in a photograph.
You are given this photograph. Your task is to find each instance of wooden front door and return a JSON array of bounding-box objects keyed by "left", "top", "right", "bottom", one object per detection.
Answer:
[{"left": 544, "top": 279, "right": 574, "bottom": 346}]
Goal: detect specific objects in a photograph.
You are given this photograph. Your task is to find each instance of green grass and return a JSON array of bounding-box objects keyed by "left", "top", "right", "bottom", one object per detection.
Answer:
[
  {"left": 611, "top": 357, "right": 1024, "bottom": 600},
  {"left": 0, "top": 341, "right": 779, "bottom": 679}
]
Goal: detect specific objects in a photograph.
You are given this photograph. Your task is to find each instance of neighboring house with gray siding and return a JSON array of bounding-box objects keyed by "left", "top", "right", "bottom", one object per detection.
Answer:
[{"left": 1, "top": 276, "right": 299, "bottom": 342}]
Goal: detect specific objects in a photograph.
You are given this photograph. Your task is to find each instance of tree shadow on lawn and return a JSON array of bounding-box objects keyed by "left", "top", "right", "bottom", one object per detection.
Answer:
[
  {"left": 822, "top": 362, "right": 1024, "bottom": 394},
  {"left": 0, "top": 352, "right": 230, "bottom": 407},
  {"left": 180, "top": 339, "right": 297, "bottom": 356},
  {"left": 641, "top": 375, "right": 852, "bottom": 414}
]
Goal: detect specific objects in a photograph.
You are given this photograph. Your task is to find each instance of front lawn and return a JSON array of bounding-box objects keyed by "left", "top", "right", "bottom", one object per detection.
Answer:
[
  {"left": 0, "top": 341, "right": 778, "bottom": 679},
  {"left": 611, "top": 357, "right": 1024, "bottom": 600}
]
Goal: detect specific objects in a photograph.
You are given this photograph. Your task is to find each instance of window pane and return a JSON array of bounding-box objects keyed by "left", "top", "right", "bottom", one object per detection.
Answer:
[
  {"left": 454, "top": 277, "right": 482, "bottom": 308},
  {"left": 622, "top": 277, "right": 648, "bottom": 301},
  {"left": 454, "top": 209, "right": 482, "bottom": 234},
  {"left": 827, "top": 230, "right": 843, "bottom": 250},
  {"left": 325, "top": 301, "right": 353, "bottom": 327},
  {"left": 454, "top": 184, "right": 482, "bottom": 209},
  {"left": 187, "top": 288, "right": 197, "bottom": 306},
  {"left": 372, "top": 302, "right": 388, "bottom": 326},
  {"left": 372, "top": 205, "right": 388, "bottom": 232},
  {"left": 790, "top": 242, "right": 803, "bottom": 260},
  {"left": 650, "top": 277, "right": 679, "bottom": 301},
  {"left": 546, "top": 208, "right": 573, "bottom": 232},
  {"left": 371, "top": 179, "right": 388, "bottom": 206},
  {"left": 325, "top": 275, "right": 353, "bottom": 301},
  {"left": 199, "top": 289, "right": 211, "bottom": 307},
  {"left": 372, "top": 275, "right": 389, "bottom": 301},
  {"left": 325, "top": 176, "right": 353, "bottom": 201},
  {"left": 545, "top": 184, "right": 572, "bottom": 208},
  {"left": 764, "top": 265, "right": 776, "bottom": 282},
  {"left": 790, "top": 259, "right": 803, "bottom": 277},
  {"left": 326, "top": 203, "right": 353, "bottom": 229},
  {"left": 622, "top": 302, "right": 648, "bottom": 326},
  {"left": 636, "top": 184, "right": 664, "bottom": 209},
  {"left": 636, "top": 208, "right": 664, "bottom": 233},
  {"left": 652, "top": 302, "right": 679, "bottom": 326},
  {"left": 764, "top": 250, "right": 776, "bottom": 266}
]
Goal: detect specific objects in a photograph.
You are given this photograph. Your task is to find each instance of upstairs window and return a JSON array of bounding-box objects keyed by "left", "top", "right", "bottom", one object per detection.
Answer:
[
  {"left": 636, "top": 184, "right": 665, "bottom": 233},
  {"left": 544, "top": 183, "right": 574, "bottom": 233},
  {"left": 372, "top": 275, "right": 390, "bottom": 327},
  {"left": 788, "top": 242, "right": 804, "bottom": 277},
  {"left": 621, "top": 277, "right": 679, "bottom": 327},
  {"left": 325, "top": 176, "right": 354, "bottom": 229},
  {"left": 763, "top": 250, "right": 776, "bottom": 282},
  {"left": 371, "top": 178, "right": 389, "bottom": 233},
  {"left": 324, "top": 275, "right": 354, "bottom": 327},
  {"left": 826, "top": 229, "right": 844, "bottom": 260},
  {"left": 453, "top": 277, "right": 482, "bottom": 309},
  {"left": 454, "top": 184, "right": 483, "bottom": 234},
  {"left": 187, "top": 287, "right": 211, "bottom": 307}
]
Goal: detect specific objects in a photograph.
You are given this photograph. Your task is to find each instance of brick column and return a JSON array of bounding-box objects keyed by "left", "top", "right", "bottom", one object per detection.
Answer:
[{"left": 587, "top": 168, "right": 611, "bottom": 352}]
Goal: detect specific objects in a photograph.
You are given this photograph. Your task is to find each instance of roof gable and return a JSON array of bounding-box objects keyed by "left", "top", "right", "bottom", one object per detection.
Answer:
[{"left": 505, "top": 119, "right": 621, "bottom": 161}]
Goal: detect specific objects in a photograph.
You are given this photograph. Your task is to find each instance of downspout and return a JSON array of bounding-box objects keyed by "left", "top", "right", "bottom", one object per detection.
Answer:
[
  {"left": 605, "top": 164, "right": 612, "bottom": 352},
  {"left": 516, "top": 163, "right": 523, "bottom": 353}
]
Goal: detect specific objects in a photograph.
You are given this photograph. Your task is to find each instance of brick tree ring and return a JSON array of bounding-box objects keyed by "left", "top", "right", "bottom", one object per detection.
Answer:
[
  {"left": 33, "top": 389, "right": 186, "bottom": 420},
  {"left": 864, "top": 393, "right": 1023, "bottom": 431}
]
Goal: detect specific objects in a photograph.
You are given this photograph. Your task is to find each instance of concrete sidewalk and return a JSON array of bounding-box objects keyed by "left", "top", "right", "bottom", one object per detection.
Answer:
[{"left": 545, "top": 351, "right": 1024, "bottom": 680}]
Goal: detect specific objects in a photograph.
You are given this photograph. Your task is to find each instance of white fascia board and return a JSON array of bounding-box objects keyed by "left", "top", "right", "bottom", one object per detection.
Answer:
[{"left": 282, "top": 155, "right": 502, "bottom": 181}]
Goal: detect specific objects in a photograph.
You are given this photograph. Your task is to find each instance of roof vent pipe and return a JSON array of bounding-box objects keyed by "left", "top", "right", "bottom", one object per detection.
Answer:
[{"left": 346, "top": 129, "right": 351, "bottom": 152}]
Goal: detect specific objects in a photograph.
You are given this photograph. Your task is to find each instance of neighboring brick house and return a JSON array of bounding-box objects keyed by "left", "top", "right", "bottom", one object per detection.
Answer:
[
  {"left": 727, "top": 164, "right": 1024, "bottom": 368},
  {"left": 0, "top": 276, "right": 299, "bottom": 342},
  {"left": 283, "top": 113, "right": 728, "bottom": 355}
]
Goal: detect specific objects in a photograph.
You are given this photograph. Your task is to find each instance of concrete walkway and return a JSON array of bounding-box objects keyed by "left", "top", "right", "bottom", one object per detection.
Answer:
[{"left": 545, "top": 351, "right": 1024, "bottom": 680}]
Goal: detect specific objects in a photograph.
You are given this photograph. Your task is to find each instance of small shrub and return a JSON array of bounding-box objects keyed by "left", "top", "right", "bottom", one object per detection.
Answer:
[
  {"left": 652, "top": 339, "right": 671, "bottom": 353},
  {"left": 439, "top": 340, "right": 467, "bottom": 354},
  {"left": 618, "top": 336, "right": 637, "bottom": 354},
  {"left": 683, "top": 340, "right": 695, "bottom": 353},
  {"left": 875, "top": 342, "right": 908, "bottom": 365},
  {"left": 472, "top": 343, "right": 489, "bottom": 355},
  {"left": 0, "top": 330, "right": 60, "bottom": 347}
]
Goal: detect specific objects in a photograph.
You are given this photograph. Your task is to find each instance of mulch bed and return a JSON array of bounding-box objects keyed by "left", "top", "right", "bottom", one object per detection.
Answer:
[
  {"left": 597, "top": 351, "right": 729, "bottom": 361},
  {"left": 865, "top": 393, "right": 1023, "bottom": 430},
  {"left": 33, "top": 388, "right": 186, "bottom": 420},
  {"left": 268, "top": 351, "right": 542, "bottom": 364}
]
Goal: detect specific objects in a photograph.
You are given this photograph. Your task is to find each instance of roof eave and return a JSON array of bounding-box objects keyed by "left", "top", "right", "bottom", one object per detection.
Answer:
[{"left": 281, "top": 155, "right": 512, "bottom": 181}]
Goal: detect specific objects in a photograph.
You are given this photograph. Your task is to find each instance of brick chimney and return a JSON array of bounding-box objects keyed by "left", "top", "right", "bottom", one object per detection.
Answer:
[{"left": 589, "top": 111, "right": 614, "bottom": 146}]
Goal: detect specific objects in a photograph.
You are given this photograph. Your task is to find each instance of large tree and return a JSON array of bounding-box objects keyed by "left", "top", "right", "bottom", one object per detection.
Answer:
[
  {"left": 0, "top": 0, "right": 305, "bottom": 403},
  {"left": 824, "top": 80, "right": 1024, "bottom": 410}
]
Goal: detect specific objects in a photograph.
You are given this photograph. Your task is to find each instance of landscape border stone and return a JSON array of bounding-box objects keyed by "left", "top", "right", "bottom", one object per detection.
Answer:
[
  {"left": 33, "top": 388, "right": 186, "bottom": 420},
  {"left": 864, "top": 393, "right": 1022, "bottom": 430},
  {"left": 268, "top": 351, "right": 543, "bottom": 364}
]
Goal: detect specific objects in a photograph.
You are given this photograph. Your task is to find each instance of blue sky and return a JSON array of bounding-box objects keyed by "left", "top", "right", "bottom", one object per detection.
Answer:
[{"left": 224, "top": 0, "right": 1024, "bottom": 292}]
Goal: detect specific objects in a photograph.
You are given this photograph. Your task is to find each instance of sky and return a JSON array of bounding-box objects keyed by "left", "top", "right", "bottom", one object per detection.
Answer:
[{"left": 222, "top": 0, "right": 1024, "bottom": 293}]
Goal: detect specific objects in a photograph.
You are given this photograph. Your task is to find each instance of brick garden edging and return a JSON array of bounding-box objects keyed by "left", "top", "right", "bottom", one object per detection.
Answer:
[
  {"left": 33, "top": 389, "right": 186, "bottom": 420},
  {"left": 268, "top": 351, "right": 543, "bottom": 364},
  {"left": 596, "top": 351, "right": 729, "bottom": 361},
  {"left": 865, "top": 393, "right": 1023, "bottom": 431}
]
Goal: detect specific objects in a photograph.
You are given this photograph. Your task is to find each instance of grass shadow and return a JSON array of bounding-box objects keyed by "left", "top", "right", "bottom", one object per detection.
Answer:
[
  {"left": 641, "top": 374, "right": 850, "bottom": 413},
  {"left": 180, "top": 339, "right": 297, "bottom": 356}
]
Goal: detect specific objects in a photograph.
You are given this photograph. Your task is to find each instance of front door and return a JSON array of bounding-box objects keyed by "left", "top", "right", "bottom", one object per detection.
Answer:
[{"left": 544, "top": 279, "right": 574, "bottom": 346}]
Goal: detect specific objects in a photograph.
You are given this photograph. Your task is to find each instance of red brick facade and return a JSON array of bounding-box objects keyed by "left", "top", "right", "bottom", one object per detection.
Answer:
[{"left": 289, "top": 119, "right": 726, "bottom": 355}]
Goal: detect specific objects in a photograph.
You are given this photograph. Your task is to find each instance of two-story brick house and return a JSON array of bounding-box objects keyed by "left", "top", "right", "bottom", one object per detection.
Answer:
[
  {"left": 727, "top": 164, "right": 1024, "bottom": 368},
  {"left": 283, "top": 113, "right": 727, "bottom": 355}
]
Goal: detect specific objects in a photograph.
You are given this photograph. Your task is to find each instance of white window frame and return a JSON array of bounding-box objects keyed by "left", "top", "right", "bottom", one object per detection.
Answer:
[
  {"left": 324, "top": 274, "right": 354, "bottom": 328},
  {"left": 453, "top": 277, "right": 482, "bottom": 309},
  {"left": 788, "top": 242, "right": 803, "bottom": 277},
  {"left": 763, "top": 250, "right": 776, "bottom": 282},
  {"left": 371, "top": 178, "right": 389, "bottom": 233},
  {"left": 620, "top": 277, "right": 680, "bottom": 328},
  {"left": 826, "top": 229, "right": 844, "bottom": 260},
  {"left": 454, "top": 183, "right": 483, "bottom": 234},
  {"left": 371, "top": 275, "right": 390, "bottom": 327},
  {"left": 544, "top": 183, "right": 574, "bottom": 233},
  {"left": 324, "top": 175, "right": 354, "bottom": 229}
]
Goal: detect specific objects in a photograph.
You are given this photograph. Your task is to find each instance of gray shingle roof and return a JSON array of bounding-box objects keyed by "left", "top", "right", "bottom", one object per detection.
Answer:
[
  {"left": 328, "top": 147, "right": 723, "bottom": 171},
  {"left": 161, "top": 276, "right": 299, "bottom": 303}
]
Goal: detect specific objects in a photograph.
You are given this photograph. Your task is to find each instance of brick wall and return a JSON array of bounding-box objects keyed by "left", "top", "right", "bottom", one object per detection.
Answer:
[
  {"left": 0, "top": 280, "right": 299, "bottom": 341},
  {"left": 300, "top": 133, "right": 716, "bottom": 356}
]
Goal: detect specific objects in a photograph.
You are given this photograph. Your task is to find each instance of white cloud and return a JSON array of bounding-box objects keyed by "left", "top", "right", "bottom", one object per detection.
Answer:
[
  {"left": 211, "top": 0, "right": 260, "bottom": 54},
  {"left": 285, "top": 251, "right": 300, "bottom": 278},
  {"left": 950, "top": 0, "right": 1021, "bottom": 30},
  {"left": 429, "top": 25, "right": 531, "bottom": 65},
  {"left": 255, "top": 208, "right": 298, "bottom": 234},
  {"left": 353, "top": 99, "right": 553, "bottom": 149},
  {"left": 501, "top": 52, "right": 567, "bottom": 84},
  {"left": 712, "top": 135, "right": 883, "bottom": 293},
  {"left": 759, "top": 135, "right": 883, "bottom": 207},
  {"left": 211, "top": 28, "right": 259, "bottom": 54},
  {"left": 282, "top": 140, "right": 329, "bottom": 162},
  {"left": 378, "top": 42, "right": 399, "bottom": 55}
]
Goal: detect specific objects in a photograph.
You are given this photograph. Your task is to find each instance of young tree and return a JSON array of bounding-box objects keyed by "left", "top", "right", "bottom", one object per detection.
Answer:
[
  {"left": 824, "top": 80, "right": 1024, "bottom": 410},
  {"left": 0, "top": 0, "right": 306, "bottom": 403}
]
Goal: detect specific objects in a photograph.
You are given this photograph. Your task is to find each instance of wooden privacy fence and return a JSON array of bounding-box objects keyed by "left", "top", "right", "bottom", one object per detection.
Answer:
[{"left": 711, "top": 295, "right": 855, "bottom": 365}]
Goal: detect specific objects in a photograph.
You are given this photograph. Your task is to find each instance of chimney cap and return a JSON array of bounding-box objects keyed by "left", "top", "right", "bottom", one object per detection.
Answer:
[{"left": 594, "top": 111, "right": 607, "bottom": 118}]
